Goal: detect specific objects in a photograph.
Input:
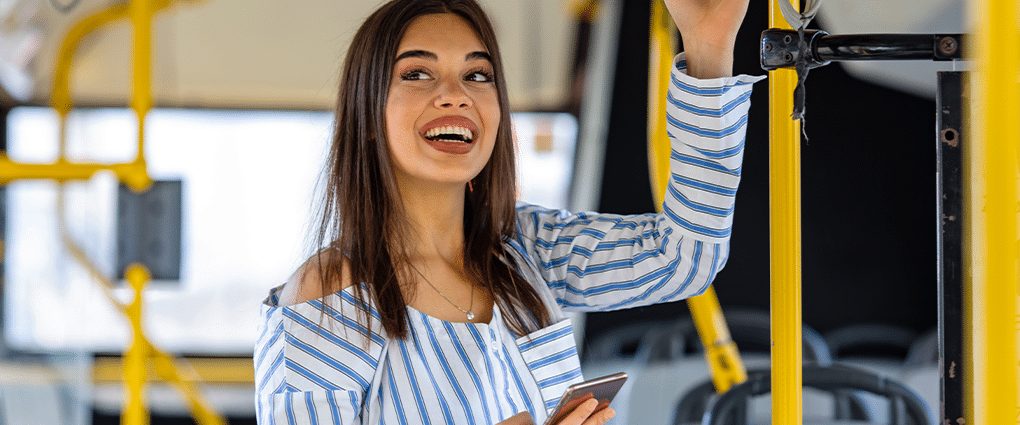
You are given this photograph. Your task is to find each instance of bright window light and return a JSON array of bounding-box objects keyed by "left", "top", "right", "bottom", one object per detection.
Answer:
[{"left": 3, "top": 108, "right": 577, "bottom": 354}]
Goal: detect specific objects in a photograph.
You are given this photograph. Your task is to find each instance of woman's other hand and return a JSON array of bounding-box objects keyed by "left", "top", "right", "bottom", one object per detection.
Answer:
[
  {"left": 497, "top": 399, "right": 616, "bottom": 425},
  {"left": 553, "top": 399, "right": 616, "bottom": 425},
  {"left": 663, "top": 0, "right": 752, "bottom": 78}
]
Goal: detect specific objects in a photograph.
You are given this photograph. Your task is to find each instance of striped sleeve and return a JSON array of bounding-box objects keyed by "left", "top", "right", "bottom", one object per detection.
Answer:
[
  {"left": 511, "top": 54, "right": 765, "bottom": 312},
  {"left": 666, "top": 54, "right": 765, "bottom": 240},
  {"left": 255, "top": 289, "right": 387, "bottom": 425}
]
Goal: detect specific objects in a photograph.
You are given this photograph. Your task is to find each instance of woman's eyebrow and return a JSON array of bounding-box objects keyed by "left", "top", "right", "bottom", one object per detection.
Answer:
[
  {"left": 466, "top": 51, "right": 491, "bottom": 61},
  {"left": 395, "top": 50, "right": 491, "bottom": 62},
  {"left": 396, "top": 50, "right": 437, "bottom": 61}
]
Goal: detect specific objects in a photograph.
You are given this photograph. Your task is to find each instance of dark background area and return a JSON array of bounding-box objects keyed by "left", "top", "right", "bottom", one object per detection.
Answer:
[{"left": 585, "top": 0, "right": 938, "bottom": 349}]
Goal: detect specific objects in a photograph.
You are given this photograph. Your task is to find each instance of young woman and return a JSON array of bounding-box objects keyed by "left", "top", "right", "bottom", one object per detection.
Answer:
[{"left": 254, "top": 0, "right": 763, "bottom": 424}]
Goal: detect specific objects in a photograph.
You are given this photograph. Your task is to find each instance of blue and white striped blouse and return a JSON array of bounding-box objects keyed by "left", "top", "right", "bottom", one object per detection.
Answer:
[{"left": 254, "top": 57, "right": 765, "bottom": 425}]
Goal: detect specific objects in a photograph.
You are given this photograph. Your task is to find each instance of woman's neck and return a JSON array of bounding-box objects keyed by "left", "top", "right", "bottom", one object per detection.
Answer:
[{"left": 398, "top": 178, "right": 468, "bottom": 263}]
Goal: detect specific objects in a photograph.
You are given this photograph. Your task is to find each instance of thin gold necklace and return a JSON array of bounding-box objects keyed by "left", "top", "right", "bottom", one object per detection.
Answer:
[{"left": 410, "top": 265, "right": 475, "bottom": 321}]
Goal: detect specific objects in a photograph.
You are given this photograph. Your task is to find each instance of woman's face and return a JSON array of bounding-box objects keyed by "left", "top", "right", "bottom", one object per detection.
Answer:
[{"left": 385, "top": 13, "right": 500, "bottom": 190}]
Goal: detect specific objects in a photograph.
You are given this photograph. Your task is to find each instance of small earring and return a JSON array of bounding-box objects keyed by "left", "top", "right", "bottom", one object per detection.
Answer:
[{"left": 468, "top": 180, "right": 474, "bottom": 192}]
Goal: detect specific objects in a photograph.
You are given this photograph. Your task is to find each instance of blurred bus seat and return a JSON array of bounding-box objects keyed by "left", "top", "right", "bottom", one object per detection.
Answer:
[
  {"left": 821, "top": 323, "right": 936, "bottom": 424},
  {"left": 696, "top": 364, "right": 931, "bottom": 425},
  {"left": 580, "top": 309, "right": 831, "bottom": 425}
]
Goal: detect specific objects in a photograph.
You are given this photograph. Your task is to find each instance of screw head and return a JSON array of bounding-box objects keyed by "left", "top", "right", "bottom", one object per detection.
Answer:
[
  {"left": 939, "top": 37, "right": 958, "bottom": 55},
  {"left": 764, "top": 42, "right": 773, "bottom": 52},
  {"left": 783, "top": 52, "right": 794, "bottom": 63}
]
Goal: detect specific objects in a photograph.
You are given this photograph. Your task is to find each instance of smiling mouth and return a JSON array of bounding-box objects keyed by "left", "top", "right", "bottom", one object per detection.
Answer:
[{"left": 422, "top": 126, "right": 475, "bottom": 143}]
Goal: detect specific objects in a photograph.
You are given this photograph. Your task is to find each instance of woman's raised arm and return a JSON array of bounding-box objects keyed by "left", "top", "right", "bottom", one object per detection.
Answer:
[{"left": 510, "top": 0, "right": 763, "bottom": 313}]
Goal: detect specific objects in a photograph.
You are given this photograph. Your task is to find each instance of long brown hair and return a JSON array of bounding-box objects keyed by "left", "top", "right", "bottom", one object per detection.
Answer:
[{"left": 314, "top": 0, "right": 552, "bottom": 339}]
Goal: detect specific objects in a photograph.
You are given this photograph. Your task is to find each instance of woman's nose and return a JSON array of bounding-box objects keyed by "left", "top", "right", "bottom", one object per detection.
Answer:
[{"left": 434, "top": 80, "right": 472, "bottom": 109}]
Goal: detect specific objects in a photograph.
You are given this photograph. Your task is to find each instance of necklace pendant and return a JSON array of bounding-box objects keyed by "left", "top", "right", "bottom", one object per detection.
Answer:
[{"left": 466, "top": 311, "right": 475, "bottom": 320}]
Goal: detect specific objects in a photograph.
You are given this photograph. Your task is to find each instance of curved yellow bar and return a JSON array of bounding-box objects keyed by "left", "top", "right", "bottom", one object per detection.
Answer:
[
  {"left": 647, "top": 1, "right": 747, "bottom": 393},
  {"left": 51, "top": 0, "right": 173, "bottom": 115},
  {"left": 51, "top": 2, "right": 130, "bottom": 116},
  {"left": 965, "top": 0, "right": 1020, "bottom": 421},
  {"left": 768, "top": 1, "right": 803, "bottom": 424}
]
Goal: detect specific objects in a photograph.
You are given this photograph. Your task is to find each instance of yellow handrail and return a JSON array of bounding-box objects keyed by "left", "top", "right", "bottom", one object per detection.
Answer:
[
  {"left": 647, "top": 0, "right": 748, "bottom": 393},
  {"left": 0, "top": 158, "right": 149, "bottom": 188},
  {"left": 93, "top": 357, "right": 255, "bottom": 385},
  {"left": 768, "top": 1, "right": 803, "bottom": 424},
  {"left": 39, "top": 1, "right": 225, "bottom": 424},
  {"left": 965, "top": 0, "right": 1020, "bottom": 421}
]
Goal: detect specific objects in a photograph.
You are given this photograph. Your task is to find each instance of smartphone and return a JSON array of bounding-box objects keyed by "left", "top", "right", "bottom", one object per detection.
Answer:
[{"left": 543, "top": 372, "right": 628, "bottom": 425}]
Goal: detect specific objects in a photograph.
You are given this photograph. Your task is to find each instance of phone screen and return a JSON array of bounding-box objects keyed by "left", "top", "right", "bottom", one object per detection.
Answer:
[{"left": 543, "top": 372, "right": 628, "bottom": 425}]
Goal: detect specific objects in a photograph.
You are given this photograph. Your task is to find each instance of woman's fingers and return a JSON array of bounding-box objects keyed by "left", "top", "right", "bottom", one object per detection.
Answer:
[
  {"left": 557, "top": 398, "right": 598, "bottom": 425},
  {"left": 581, "top": 406, "right": 616, "bottom": 425},
  {"left": 558, "top": 398, "right": 618, "bottom": 425}
]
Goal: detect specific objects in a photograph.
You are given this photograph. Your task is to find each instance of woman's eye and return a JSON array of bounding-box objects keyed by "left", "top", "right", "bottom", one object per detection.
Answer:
[
  {"left": 401, "top": 70, "right": 431, "bottom": 81},
  {"left": 465, "top": 71, "right": 493, "bottom": 83}
]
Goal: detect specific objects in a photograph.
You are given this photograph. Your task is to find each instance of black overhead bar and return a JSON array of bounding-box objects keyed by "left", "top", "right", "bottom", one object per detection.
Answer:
[{"left": 760, "top": 29, "right": 963, "bottom": 70}]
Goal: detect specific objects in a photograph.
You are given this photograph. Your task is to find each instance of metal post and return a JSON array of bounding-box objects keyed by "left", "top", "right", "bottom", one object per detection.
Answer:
[
  {"left": 768, "top": 1, "right": 803, "bottom": 424},
  {"left": 936, "top": 71, "right": 964, "bottom": 425},
  {"left": 965, "top": 0, "right": 1020, "bottom": 421}
]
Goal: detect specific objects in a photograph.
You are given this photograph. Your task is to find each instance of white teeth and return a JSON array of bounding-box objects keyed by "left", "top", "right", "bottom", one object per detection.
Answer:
[{"left": 423, "top": 125, "right": 474, "bottom": 141}]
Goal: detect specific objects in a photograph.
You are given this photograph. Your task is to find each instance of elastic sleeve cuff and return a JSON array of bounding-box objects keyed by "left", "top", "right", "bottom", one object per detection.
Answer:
[{"left": 673, "top": 52, "right": 767, "bottom": 87}]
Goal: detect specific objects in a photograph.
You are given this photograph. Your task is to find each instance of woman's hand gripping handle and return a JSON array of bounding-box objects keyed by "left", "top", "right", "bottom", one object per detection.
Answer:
[{"left": 664, "top": 0, "right": 751, "bottom": 78}]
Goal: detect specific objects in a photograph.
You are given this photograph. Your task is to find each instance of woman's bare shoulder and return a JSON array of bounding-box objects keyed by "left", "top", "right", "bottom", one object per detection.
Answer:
[{"left": 276, "top": 253, "right": 353, "bottom": 307}]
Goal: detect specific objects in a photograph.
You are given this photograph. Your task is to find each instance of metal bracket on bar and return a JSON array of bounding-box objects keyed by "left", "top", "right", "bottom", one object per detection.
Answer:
[
  {"left": 761, "top": 29, "right": 964, "bottom": 71},
  {"left": 761, "top": 29, "right": 831, "bottom": 71}
]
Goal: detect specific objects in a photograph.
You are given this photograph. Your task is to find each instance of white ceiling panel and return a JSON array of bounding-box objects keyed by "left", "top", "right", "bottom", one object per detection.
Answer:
[{"left": 26, "top": 0, "right": 576, "bottom": 110}]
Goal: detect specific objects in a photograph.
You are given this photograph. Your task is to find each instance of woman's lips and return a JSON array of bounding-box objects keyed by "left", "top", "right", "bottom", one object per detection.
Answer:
[
  {"left": 424, "top": 137, "right": 475, "bottom": 154},
  {"left": 419, "top": 116, "right": 478, "bottom": 155}
]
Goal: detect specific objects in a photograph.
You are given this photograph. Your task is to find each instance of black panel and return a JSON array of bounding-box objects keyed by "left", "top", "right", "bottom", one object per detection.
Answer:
[{"left": 116, "top": 181, "right": 183, "bottom": 281}]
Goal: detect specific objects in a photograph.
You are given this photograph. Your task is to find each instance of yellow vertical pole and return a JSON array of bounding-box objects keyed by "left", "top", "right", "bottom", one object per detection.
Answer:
[
  {"left": 965, "top": 0, "right": 1020, "bottom": 421},
  {"left": 647, "top": 0, "right": 747, "bottom": 393},
  {"left": 124, "top": 2, "right": 153, "bottom": 424},
  {"left": 768, "top": 1, "right": 802, "bottom": 424},
  {"left": 130, "top": 0, "right": 151, "bottom": 189},
  {"left": 124, "top": 265, "right": 152, "bottom": 425}
]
